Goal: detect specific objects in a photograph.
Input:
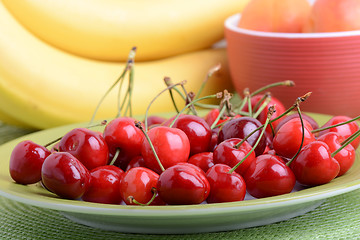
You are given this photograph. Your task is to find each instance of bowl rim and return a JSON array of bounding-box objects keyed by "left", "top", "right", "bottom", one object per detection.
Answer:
[{"left": 225, "top": 13, "right": 360, "bottom": 39}]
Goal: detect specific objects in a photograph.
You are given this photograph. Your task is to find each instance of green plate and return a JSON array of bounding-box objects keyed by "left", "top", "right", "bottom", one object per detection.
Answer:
[{"left": 0, "top": 113, "right": 359, "bottom": 234}]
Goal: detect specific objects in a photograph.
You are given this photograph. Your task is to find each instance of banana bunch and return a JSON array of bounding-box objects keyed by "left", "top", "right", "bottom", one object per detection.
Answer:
[{"left": 0, "top": 0, "right": 249, "bottom": 129}]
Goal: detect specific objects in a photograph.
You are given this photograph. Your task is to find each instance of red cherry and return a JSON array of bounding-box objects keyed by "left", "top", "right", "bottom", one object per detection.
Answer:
[
  {"left": 141, "top": 126, "right": 190, "bottom": 174},
  {"left": 9, "top": 140, "right": 51, "bottom": 185},
  {"left": 119, "top": 167, "right": 164, "bottom": 205},
  {"left": 125, "top": 156, "right": 147, "bottom": 171},
  {"left": 273, "top": 118, "right": 315, "bottom": 159},
  {"left": 103, "top": 117, "right": 144, "bottom": 170},
  {"left": 171, "top": 114, "right": 212, "bottom": 156},
  {"left": 218, "top": 117, "right": 267, "bottom": 156},
  {"left": 82, "top": 165, "right": 124, "bottom": 204},
  {"left": 242, "top": 94, "right": 286, "bottom": 133},
  {"left": 157, "top": 163, "right": 210, "bottom": 205},
  {"left": 243, "top": 154, "right": 296, "bottom": 198},
  {"left": 204, "top": 109, "right": 241, "bottom": 128},
  {"left": 144, "top": 115, "right": 167, "bottom": 129},
  {"left": 275, "top": 113, "right": 319, "bottom": 133},
  {"left": 188, "top": 152, "right": 214, "bottom": 173},
  {"left": 205, "top": 164, "right": 246, "bottom": 203},
  {"left": 208, "top": 129, "right": 219, "bottom": 151},
  {"left": 41, "top": 152, "right": 90, "bottom": 199},
  {"left": 317, "top": 132, "right": 356, "bottom": 176},
  {"left": 58, "top": 128, "right": 109, "bottom": 170},
  {"left": 318, "top": 115, "right": 360, "bottom": 150},
  {"left": 289, "top": 141, "right": 340, "bottom": 186},
  {"left": 213, "top": 138, "right": 255, "bottom": 176}
]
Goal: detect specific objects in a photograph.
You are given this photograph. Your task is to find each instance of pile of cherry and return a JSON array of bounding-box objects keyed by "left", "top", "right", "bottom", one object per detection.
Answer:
[{"left": 8, "top": 92, "right": 360, "bottom": 206}]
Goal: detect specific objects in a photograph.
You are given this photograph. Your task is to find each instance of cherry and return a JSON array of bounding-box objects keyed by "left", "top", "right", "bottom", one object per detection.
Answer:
[
  {"left": 273, "top": 118, "right": 315, "bottom": 159},
  {"left": 157, "top": 163, "right": 210, "bottom": 205},
  {"left": 140, "top": 126, "right": 190, "bottom": 174},
  {"left": 188, "top": 152, "right": 214, "bottom": 173},
  {"left": 317, "top": 132, "right": 356, "bottom": 177},
  {"left": 205, "top": 164, "right": 246, "bottom": 203},
  {"left": 58, "top": 128, "right": 109, "bottom": 171},
  {"left": 82, "top": 165, "right": 124, "bottom": 204},
  {"left": 208, "top": 129, "right": 219, "bottom": 151},
  {"left": 289, "top": 141, "right": 340, "bottom": 186},
  {"left": 218, "top": 117, "right": 267, "bottom": 156},
  {"left": 275, "top": 113, "right": 319, "bottom": 133},
  {"left": 243, "top": 154, "right": 296, "bottom": 198},
  {"left": 119, "top": 167, "right": 164, "bottom": 205},
  {"left": 171, "top": 114, "right": 212, "bottom": 156},
  {"left": 41, "top": 152, "right": 90, "bottom": 199},
  {"left": 213, "top": 138, "right": 255, "bottom": 176},
  {"left": 204, "top": 108, "right": 241, "bottom": 128},
  {"left": 9, "top": 140, "right": 51, "bottom": 185},
  {"left": 125, "top": 155, "right": 147, "bottom": 171},
  {"left": 144, "top": 115, "right": 167, "bottom": 129},
  {"left": 103, "top": 117, "right": 144, "bottom": 170},
  {"left": 317, "top": 115, "right": 360, "bottom": 150},
  {"left": 242, "top": 94, "right": 286, "bottom": 133}
]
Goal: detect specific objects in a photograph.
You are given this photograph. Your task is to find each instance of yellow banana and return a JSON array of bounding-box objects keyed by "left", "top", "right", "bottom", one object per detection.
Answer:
[
  {"left": 2, "top": 0, "right": 249, "bottom": 62},
  {"left": 0, "top": 1, "right": 233, "bottom": 130},
  {"left": 0, "top": 108, "right": 32, "bottom": 129}
]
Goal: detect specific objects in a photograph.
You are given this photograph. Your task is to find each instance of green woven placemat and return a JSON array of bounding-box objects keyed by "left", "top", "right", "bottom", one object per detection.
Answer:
[{"left": 1, "top": 123, "right": 360, "bottom": 239}]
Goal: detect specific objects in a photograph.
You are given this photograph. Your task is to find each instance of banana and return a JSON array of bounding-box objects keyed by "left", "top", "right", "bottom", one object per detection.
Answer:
[
  {"left": 2, "top": 0, "right": 250, "bottom": 62},
  {"left": 0, "top": 108, "right": 32, "bottom": 129},
  {"left": 0, "top": 1, "right": 233, "bottom": 130}
]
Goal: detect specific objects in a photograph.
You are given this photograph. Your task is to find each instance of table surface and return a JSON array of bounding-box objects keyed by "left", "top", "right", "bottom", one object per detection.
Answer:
[{"left": 1, "top": 123, "right": 360, "bottom": 240}]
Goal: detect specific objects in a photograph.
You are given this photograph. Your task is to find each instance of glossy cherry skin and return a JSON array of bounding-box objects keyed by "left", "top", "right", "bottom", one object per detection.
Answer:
[
  {"left": 41, "top": 152, "right": 90, "bottom": 199},
  {"left": 82, "top": 165, "right": 124, "bottom": 204},
  {"left": 275, "top": 113, "right": 319, "bottom": 133},
  {"left": 103, "top": 117, "right": 144, "bottom": 170},
  {"left": 204, "top": 109, "right": 241, "bottom": 128},
  {"left": 120, "top": 167, "right": 164, "bottom": 205},
  {"left": 58, "top": 128, "right": 109, "bottom": 171},
  {"left": 317, "top": 132, "right": 356, "bottom": 176},
  {"left": 9, "top": 140, "right": 51, "bottom": 185},
  {"left": 208, "top": 129, "right": 219, "bottom": 152},
  {"left": 188, "top": 152, "right": 214, "bottom": 173},
  {"left": 157, "top": 163, "right": 210, "bottom": 205},
  {"left": 141, "top": 126, "right": 190, "bottom": 174},
  {"left": 172, "top": 114, "right": 212, "bottom": 156},
  {"left": 290, "top": 141, "right": 340, "bottom": 186},
  {"left": 213, "top": 138, "right": 255, "bottom": 176},
  {"left": 125, "top": 156, "right": 148, "bottom": 171},
  {"left": 218, "top": 117, "right": 266, "bottom": 156},
  {"left": 273, "top": 118, "right": 315, "bottom": 159},
  {"left": 242, "top": 94, "right": 286, "bottom": 134},
  {"left": 243, "top": 154, "right": 296, "bottom": 198},
  {"left": 318, "top": 115, "right": 360, "bottom": 150},
  {"left": 205, "top": 164, "right": 246, "bottom": 203}
]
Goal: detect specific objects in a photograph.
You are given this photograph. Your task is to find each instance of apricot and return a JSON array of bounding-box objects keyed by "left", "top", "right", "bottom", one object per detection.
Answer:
[
  {"left": 304, "top": 0, "right": 360, "bottom": 32},
  {"left": 238, "top": 0, "right": 311, "bottom": 33}
]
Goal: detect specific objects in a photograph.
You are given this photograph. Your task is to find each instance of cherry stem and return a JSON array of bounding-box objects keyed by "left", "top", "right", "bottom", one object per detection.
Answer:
[
  {"left": 311, "top": 115, "right": 360, "bottom": 133},
  {"left": 144, "top": 81, "right": 186, "bottom": 131},
  {"left": 128, "top": 187, "right": 158, "bottom": 206},
  {"left": 341, "top": 129, "right": 360, "bottom": 146},
  {"left": 286, "top": 105, "right": 305, "bottom": 166},
  {"left": 43, "top": 136, "right": 62, "bottom": 148},
  {"left": 332, "top": 129, "right": 360, "bottom": 157},
  {"left": 193, "top": 63, "right": 221, "bottom": 101},
  {"left": 90, "top": 47, "right": 136, "bottom": 124},
  {"left": 109, "top": 148, "right": 121, "bottom": 166},
  {"left": 244, "top": 88, "right": 252, "bottom": 117},
  {"left": 181, "top": 85, "right": 197, "bottom": 116},
  {"left": 252, "top": 92, "right": 270, "bottom": 113},
  {"left": 229, "top": 106, "right": 275, "bottom": 174},
  {"left": 250, "top": 80, "right": 295, "bottom": 97},
  {"left": 164, "top": 77, "right": 180, "bottom": 114},
  {"left": 210, "top": 105, "right": 227, "bottom": 129},
  {"left": 169, "top": 94, "right": 221, "bottom": 128},
  {"left": 135, "top": 121, "right": 165, "bottom": 172},
  {"left": 252, "top": 94, "right": 272, "bottom": 119}
]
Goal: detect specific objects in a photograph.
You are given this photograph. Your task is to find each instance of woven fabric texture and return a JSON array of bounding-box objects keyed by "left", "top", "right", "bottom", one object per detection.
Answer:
[{"left": 1, "top": 123, "right": 360, "bottom": 239}]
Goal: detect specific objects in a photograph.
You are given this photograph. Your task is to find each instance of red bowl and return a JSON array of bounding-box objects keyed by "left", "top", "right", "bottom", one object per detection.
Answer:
[{"left": 225, "top": 13, "right": 360, "bottom": 117}]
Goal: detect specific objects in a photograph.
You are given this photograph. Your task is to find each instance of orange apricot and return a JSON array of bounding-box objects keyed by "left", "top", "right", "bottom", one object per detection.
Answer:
[
  {"left": 238, "top": 0, "right": 311, "bottom": 33},
  {"left": 304, "top": 0, "right": 360, "bottom": 33}
]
